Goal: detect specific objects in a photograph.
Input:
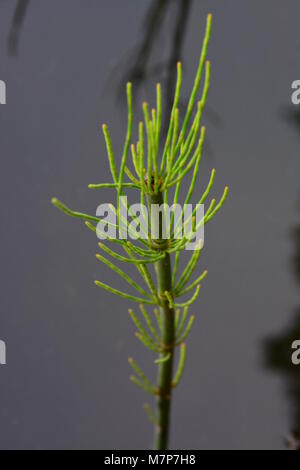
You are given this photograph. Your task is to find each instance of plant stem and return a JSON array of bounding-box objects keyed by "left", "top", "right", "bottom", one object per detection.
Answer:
[{"left": 148, "top": 192, "right": 175, "bottom": 450}]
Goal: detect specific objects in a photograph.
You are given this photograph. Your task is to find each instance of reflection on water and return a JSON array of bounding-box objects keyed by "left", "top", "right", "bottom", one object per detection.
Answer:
[
  {"left": 7, "top": 0, "right": 30, "bottom": 56},
  {"left": 264, "top": 191, "right": 300, "bottom": 449},
  {"left": 117, "top": 0, "right": 220, "bottom": 159},
  {"left": 279, "top": 106, "right": 300, "bottom": 135},
  {"left": 119, "top": 0, "right": 192, "bottom": 124},
  {"left": 264, "top": 312, "right": 300, "bottom": 449}
]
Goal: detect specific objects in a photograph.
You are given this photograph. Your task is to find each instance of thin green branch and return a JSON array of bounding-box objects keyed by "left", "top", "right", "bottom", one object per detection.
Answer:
[
  {"left": 139, "top": 304, "right": 161, "bottom": 342},
  {"left": 129, "top": 308, "right": 160, "bottom": 349},
  {"left": 156, "top": 83, "right": 162, "bottom": 154},
  {"left": 176, "top": 13, "right": 212, "bottom": 149},
  {"left": 88, "top": 182, "right": 139, "bottom": 189},
  {"left": 160, "top": 61, "right": 182, "bottom": 174},
  {"left": 155, "top": 353, "right": 171, "bottom": 364},
  {"left": 98, "top": 242, "right": 165, "bottom": 265},
  {"left": 144, "top": 403, "right": 159, "bottom": 426},
  {"left": 102, "top": 124, "right": 118, "bottom": 183},
  {"left": 128, "top": 357, "right": 156, "bottom": 393},
  {"left": 172, "top": 344, "right": 186, "bottom": 387},
  {"left": 130, "top": 375, "right": 156, "bottom": 395},
  {"left": 95, "top": 253, "right": 151, "bottom": 299},
  {"left": 135, "top": 332, "right": 162, "bottom": 353},
  {"left": 175, "top": 269, "right": 208, "bottom": 298},
  {"left": 94, "top": 280, "right": 155, "bottom": 305},
  {"left": 176, "top": 315, "right": 195, "bottom": 345},
  {"left": 118, "top": 82, "right": 133, "bottom": 220},
  {"left": 174, "top": 285, "right": 201, "bottom": 308},
  {"left": 51, "top": 198, "right": 100, "bottom": 224},
  {"left": 174, "top": 247, "right": 202, "bottom": 293},
  {"left": 204, "top": 186, "right": 229, "bottom": 223},
  {"left": 176, "top": 306, "right": 189, "bottom": 339}
]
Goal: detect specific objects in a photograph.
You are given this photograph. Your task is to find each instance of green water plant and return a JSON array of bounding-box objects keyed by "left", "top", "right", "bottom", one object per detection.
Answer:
[{"left": 52, "top": 13, "right": 228, "bottom": 450}]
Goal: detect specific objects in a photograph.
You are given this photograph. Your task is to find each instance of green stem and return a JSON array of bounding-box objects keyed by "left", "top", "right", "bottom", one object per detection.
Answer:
[{"left": 148, "top": 191, "right": 175, "bottom": 450}]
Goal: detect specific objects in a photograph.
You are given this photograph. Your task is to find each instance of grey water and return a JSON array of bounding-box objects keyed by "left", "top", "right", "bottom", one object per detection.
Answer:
[{"left": 0, "top": 0, "right": 300, "bottom": 449}]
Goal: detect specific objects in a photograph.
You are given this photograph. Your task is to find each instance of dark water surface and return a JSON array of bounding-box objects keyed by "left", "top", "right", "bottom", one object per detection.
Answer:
[{"left": 0, "top": 0, "right": 300, "bottom": 449}]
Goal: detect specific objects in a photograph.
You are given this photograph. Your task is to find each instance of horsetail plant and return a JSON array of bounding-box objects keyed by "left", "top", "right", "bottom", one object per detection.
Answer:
[{"left": 52, "top": 14, "right": 228, "bottom": 450}]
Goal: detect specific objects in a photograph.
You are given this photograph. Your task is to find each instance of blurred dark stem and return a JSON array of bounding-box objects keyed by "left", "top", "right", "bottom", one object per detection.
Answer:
[
  {"left": 164, "top": 0, "right": 192, "bottom": 132},
  {"left": 7, "top": 0, "right": 30, "bottom": 56},
  {"left": 119, "top": 0, "right": 192, "bottom": 126},
  {"left": 263, "top": 192, "right": 300, "bottom": 449},
  {"left": 127, "top": 0, "right": 170, "bottom": 86}
]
